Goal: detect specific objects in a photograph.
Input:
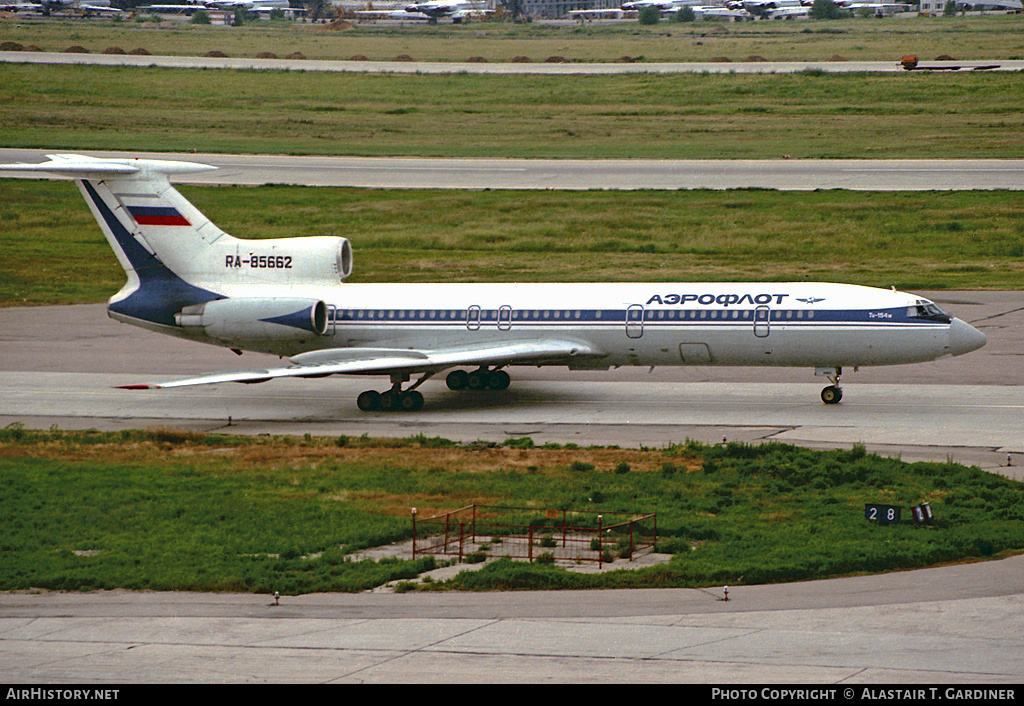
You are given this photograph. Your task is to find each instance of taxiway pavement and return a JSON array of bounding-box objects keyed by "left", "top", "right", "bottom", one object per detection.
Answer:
[
  {"left": 3, "top": 292, "right": 1021, "bottom": 471},
  {"left": 3, "top": 561, "right": 1024, "bottom": 683},
  {"left": 5, "top": 50, "right": 1024, "bottom": 76}
]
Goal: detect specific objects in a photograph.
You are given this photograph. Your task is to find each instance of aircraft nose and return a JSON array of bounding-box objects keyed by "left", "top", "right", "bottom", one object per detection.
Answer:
[{"left": 948, "top": 318, "right": 987, "bottom": 357}]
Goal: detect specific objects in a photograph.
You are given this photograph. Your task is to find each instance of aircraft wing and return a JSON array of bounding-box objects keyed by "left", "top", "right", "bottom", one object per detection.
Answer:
[{"left": 116, "top": 339, "right": 600, "bottom": 389}]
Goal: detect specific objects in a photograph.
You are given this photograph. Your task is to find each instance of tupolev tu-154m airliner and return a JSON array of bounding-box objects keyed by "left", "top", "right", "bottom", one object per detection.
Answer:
[{"left": 1, "top": 154, "right": 987, "bottom": 412}]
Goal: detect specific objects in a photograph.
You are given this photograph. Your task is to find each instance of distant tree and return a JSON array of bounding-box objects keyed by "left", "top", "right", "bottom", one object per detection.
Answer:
[
  {"left": 809, "top": 0, "right": 847, "bottom": 17},
  {"left": 638, "top": 5, "right": 660, "bottom": 23},
  {"left": 943, "top": 0, "right": 957, "bottom": 14},
  {"left": 307, "top": 0, "right": 329, "bottom": 21},
  {"left": 671, "top": 5, "right": 695, "bottom": 21},
  {"left": 190, "top": 7, "right": 211, "bottom": 22}
]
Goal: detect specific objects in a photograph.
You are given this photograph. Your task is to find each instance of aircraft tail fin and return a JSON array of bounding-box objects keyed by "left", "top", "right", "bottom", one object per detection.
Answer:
[
  {"left": 2, "top": 154, "right": 226, "bottom": 327},
  {"left": 3, "top": 154, "right": 354, "bottom": 333}
]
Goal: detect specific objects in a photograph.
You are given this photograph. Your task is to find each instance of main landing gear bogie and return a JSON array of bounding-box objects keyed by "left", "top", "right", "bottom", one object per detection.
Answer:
[
  {"left": 357, "top": 367, "right": 510, "bottom": 413},
  {"left": 446, "top": 368, "right": 510, "bottom": 392},
  {"left": 356, "top": 388, "right": 424, "bottom": 412}
]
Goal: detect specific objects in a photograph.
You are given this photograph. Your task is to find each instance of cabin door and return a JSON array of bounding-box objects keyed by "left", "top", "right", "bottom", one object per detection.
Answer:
[
  {"left": 626, "top": 305, "right": 644, "bottom": 339},
  {"left": 754, "top": 305, "right": 771, "bottom": 338}
]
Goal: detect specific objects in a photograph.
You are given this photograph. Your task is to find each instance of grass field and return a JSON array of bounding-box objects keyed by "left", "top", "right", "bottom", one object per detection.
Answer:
[
  {"left": 2, "top": 14, "right": 1024, "bottom": 63},
  {"left": 2, "top": 180, "right": 1021, "bottom": 306},
  {"left": 2, "top": 428, "right": 1022, "bottom": 593},
  {"left": 2, "top": 63, "right": 1023, "bottom": 159}
]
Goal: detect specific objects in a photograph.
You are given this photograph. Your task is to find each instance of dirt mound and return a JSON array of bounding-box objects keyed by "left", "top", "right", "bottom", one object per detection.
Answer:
[
  {"left": 545, "top": 55, "right": 568, "bottom": 63},
  {"left": 394, "top": 54, "right": 413, "bottom": 61},
  {"left": 829, "top": 54, "right": 847, "bottom": 61},
  {"left": 285, "top": 52, "right": 306, "bottom": 60},
  {"left": 129, "top": 47, "right": 151, "bottom": 55},
  {"left": 256, "top": 51, "right": 277, "bottom": 59},
  {"left": 65, "top": 46, "right": 90, "bottom": 54},
  {"left": 936, "top": 54, "right": 956, "bottom": 60},
  {"left": 510, "top": 55, "right": 531, "bottom": 63},
  {"left": 0, "top": 41, "right": 23, "bottom": 51},
  {"left": 103, "top": 46, "right": 126, "bottom": 55},
  {"left": 322, "top": 19, "right": 353, "bottom": 29},
  {"left": 615, "top": 55, "right": 636, "bottom": 63},
  {"left": 745, "top": 55, "right": 767, "bottom": 62},
  {"left": 350, "top": 54, "right": 369, "bottom": 61},
  {"left": 709, "top": 56, "right": 730, "bottom": 62},
  {"left": 204, "top": 50, "right": 228, "bottom": 57},
  {"left": 465, "top": 56, "right": 487, "bottom": 62}
]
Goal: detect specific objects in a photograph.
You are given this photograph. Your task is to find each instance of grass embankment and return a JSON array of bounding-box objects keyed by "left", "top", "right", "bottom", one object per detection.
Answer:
[
  {"left": 2, "top": 180, "right": 1021, "bottom": 306},
  {"left": 1, "top": 64, "right": 1022, "bottom": 159},
  {"left": 1, "top": 428, "right": 1022, "bottom": 594}
]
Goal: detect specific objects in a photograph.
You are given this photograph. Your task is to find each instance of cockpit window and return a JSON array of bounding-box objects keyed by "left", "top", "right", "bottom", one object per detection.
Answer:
[{"left": 907, "top": 300, "right": 951, "bottom": 323}]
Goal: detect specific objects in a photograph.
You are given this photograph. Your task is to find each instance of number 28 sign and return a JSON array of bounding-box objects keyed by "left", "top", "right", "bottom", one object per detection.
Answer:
[{"left": 865, "top": 504, "right": 901, "bottom": 525}]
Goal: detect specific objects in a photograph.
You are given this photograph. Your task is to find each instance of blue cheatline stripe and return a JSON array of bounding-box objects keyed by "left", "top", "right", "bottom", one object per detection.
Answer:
[
  {"left": 81, "top": 180, "right": 222, "bottom": 327},
  {"left": 327, "top": 307, "right": 944, "bottom": 327}
]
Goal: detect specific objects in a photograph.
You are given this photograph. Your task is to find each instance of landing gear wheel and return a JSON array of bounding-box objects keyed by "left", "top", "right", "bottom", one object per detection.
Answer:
[
  {"left": 379, "top": 390, "right": 400, "bottom": 411},
  {"left": 487, "top": 369, "right": 511, "bottom": 390},
  {"left": 466, "top": 370, "right": 488, "bottom": 391},
  {"left": 399, "top": 390, "right": 424, "bottom": 412},
  {"left": 357, "top": 390, "right": 380, "bottom": 411},
  {"left": 446, "top": 370, "right": 469, "bottom": 391},
  {"left": 821, "top": 385, "right": 843, "bottom": 405}
]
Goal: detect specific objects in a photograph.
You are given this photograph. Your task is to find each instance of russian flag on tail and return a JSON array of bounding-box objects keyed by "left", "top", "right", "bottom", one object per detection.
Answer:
[{"left": 127, "top": 205, "right": 191, "bottom": 227}]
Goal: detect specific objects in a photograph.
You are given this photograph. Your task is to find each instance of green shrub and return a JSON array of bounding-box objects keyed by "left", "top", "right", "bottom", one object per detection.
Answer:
[{"left": 638, "top": 5, "right": 660, "bottom": 23}]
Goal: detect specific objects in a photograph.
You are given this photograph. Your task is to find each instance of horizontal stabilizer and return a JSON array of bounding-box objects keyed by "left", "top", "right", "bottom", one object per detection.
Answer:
[{"left": 0, "top": 153, "right": 217, "bottom": 179}]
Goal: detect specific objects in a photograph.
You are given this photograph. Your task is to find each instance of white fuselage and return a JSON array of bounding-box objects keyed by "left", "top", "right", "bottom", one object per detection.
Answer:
[{"left": 152, "top": 280, "right": 972, "bottom": 371}]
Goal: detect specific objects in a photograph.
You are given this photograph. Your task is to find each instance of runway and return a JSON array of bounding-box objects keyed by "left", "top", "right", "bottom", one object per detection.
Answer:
[{"left": 4, "top": 148, "right": 1024, "bottom": 190}]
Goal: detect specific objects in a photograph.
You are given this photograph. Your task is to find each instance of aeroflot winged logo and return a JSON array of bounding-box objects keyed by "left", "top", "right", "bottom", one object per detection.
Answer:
[{"left": 796, "top": 297, "right": 825, "bottom": 305}]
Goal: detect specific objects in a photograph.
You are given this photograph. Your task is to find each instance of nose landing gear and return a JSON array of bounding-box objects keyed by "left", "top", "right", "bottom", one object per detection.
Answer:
[
  {"left": 820, "top": 385, "right": 843, "bottom": 405},
  {"left": 817, "top": 366, "right": 843, "bottom": 405}
]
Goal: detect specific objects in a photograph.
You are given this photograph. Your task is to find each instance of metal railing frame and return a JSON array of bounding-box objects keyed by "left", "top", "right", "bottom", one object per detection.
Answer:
[{"left": 411, "top": 504, "right": 656, "bottom": 567}]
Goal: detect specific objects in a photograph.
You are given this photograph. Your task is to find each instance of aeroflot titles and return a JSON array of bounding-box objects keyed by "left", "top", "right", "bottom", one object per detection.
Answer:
[{"left": 647, "top": 293, "right": 790, "bottom": 307}]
